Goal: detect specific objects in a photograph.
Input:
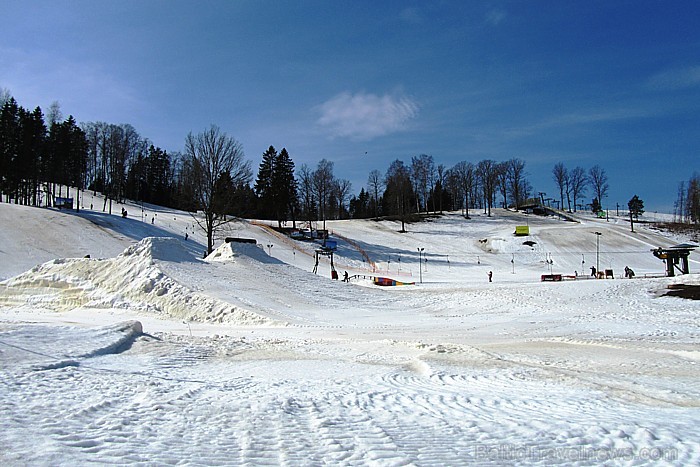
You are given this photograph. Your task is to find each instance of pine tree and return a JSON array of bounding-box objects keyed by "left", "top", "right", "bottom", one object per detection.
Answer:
[
  {"left": 254, "top": 146, "right": 277, "bottom": 219},
  {"left": 0, "top": 98, "right": 21, "bottom": 202},
  {"left": 18, "top": 106, "right": 46, "bottom": 205},
  {"left": 628, "top": 194, "right": 644, "bottom": 232},
  {"left": 628, "top": 195, "right": 644, "bottom": 220},
  {"left": 273, "top": 148, "right": 298, "bottom": 228}
]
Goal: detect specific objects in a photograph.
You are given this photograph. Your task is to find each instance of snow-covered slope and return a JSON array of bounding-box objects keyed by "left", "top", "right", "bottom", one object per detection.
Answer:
[{"left": 1, "top": 197, "right": 699, "bottom": 465}]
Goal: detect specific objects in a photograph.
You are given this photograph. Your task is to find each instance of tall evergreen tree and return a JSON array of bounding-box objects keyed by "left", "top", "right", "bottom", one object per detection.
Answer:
[
  {"left": 47, "top": 116, "right": 87, "bottom": 207},
  {"left": 349, "top": 188, "right": 370, "bottom": 219},
  {"left": 254, "top": 146, "right": 277, "bottom": 219},
  {"left": 628, "top": 194, "right": 644, "bottom": 232},
  {"left": 18, "top": 106, "right": 46, "bottom": 205},
  {"left": 273, "top": 148, "right": 298, "bottom": 228},
  {"left": 146, "top": 145, "right": 173, "bottom": 206},
  {"left": 0, "top": 98, "right": 21, "bottom": 202}
]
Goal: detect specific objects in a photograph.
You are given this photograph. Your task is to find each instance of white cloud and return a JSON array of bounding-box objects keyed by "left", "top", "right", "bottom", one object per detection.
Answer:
[
  {"left": 647, "top": 65, "right": 700, "bottom": 90},
  {"left": 316, "top": 91, "right": 419, "bottom": 141}
]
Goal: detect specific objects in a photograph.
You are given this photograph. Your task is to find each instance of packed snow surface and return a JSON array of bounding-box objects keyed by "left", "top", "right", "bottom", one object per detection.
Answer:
[{"left": 1, "top": 195, "right": 699, "bottom": 465}]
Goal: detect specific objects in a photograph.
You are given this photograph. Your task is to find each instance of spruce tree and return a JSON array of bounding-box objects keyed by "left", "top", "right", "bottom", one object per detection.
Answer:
[
  {"left": 254, "top": 146, "right": 277, "bottom": 219},
  {"left": 273, "top": 148, "right": 298, "bottom": 228},
  {"left": 18, "top": 106, "right": 46, "bottom": 205},
  {"left": 628, "top": 195, "right": 644, "bottom": 220},
  {"left": 628, "top": 194, "right": 644, "bottom": 232},
  {"left": 0, "top": 98, "right": 21, "bottom": 202}
]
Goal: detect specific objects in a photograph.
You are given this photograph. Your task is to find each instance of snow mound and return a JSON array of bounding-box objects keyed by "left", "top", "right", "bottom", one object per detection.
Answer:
[
  {"left": 122, "top": 236, "right": 195, "bottom": 263},
  {"left": 0, "top": 321, "right": 142, "bottom": 370},
  {"left": 206, "top": 241, "right": 282, "bottom": 265},
  {"left": 206, "top": 241, "right": 239, "bottom": 262},
  {"left": 2, "top": 238, "right": 279, "bottom": 326}
]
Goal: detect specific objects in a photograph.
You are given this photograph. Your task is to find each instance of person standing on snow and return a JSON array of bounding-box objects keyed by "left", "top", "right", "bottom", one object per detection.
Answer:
[{"left": 488, "top": 271, "right": 493, "bottom": 282}]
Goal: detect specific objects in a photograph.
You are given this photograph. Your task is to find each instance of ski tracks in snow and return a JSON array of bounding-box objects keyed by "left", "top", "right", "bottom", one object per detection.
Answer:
[{"left": 2, "top": 322, "right": 699, "bottom": 465}]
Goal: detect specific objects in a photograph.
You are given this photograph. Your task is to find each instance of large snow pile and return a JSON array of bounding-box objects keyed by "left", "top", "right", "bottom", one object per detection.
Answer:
[{"left": 1, "top": 237, "right": 278, "bottom": 325}]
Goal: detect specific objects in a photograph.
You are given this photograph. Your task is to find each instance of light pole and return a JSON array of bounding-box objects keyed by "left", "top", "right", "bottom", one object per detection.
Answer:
[
  {"left": 417, "top": 247, "right": 424, "bottom": 283},
  {"left": 594, "top": 232, "right": 602, "bottom": 277}
]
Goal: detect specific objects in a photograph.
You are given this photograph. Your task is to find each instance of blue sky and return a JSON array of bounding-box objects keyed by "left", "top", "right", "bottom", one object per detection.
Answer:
[{"left": 2, "top": 1, "right": 698, "bottom": 213}]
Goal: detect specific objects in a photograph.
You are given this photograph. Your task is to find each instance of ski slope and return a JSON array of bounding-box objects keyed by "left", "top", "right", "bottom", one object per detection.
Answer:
[{"left": 1, "top": 194, "right": 699, "bottom": 465}]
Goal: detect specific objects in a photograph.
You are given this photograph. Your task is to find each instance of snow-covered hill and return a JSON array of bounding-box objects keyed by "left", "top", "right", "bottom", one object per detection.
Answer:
[{"left": 1, "top": 195, "right": 699, "bottom": 465}]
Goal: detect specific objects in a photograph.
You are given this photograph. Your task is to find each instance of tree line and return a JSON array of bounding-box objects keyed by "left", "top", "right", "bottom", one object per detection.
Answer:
[
  {"left": 2, "top": 91, "right": 696, "bottom": 252},
  {"left": 674, "top": 175, "right": 700, "bottom": 224}
]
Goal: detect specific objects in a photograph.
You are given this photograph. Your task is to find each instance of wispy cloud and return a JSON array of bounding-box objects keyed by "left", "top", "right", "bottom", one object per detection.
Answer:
[
  {"left": 485, "top": 8, "right": 506, "bottom": 26},
  {"left": 646, "top": 65, "right": 700, "bottom": 90},
  {"left": 316, "top": 91, "right": 419, "bottom": 140},
  {"left": 399, "top": 7, "right": 423, "bottom": 25},
  {"left": 501, "top": 107, "right": 651, "bottom": 139}
]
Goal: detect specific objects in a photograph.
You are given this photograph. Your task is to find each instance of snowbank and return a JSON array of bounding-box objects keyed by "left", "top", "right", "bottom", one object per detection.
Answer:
[{"left": 1, "top": 237, "right": 280, "bottom": 326}]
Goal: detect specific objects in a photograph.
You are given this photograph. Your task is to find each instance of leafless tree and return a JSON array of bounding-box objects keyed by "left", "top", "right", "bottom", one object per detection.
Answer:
[
  {"left": 507, "top": 158, "right": 529, "bottom": 210},
  {"left": 367, "top": 169, "right": 384, "bottom": 219},
  {"left": 185, "top": 125, "right": 251, "bottom": 254},
  {"left": 298, "top": 164, "right": 316, "bottom": 223},
  {"left": 496, "top": 161, "right": 509, "bottom": 208},
  {"left": 47, "top": 101, "right": 63, "bottom": 127},
  {"left": 312, "top": 159, "right": 335, "bottom": 231},
  {"left": 452, "top": 161, "right": 474, "bottom": 218},
  {"left": 688, "top": 173, "right": 700, "bottom": 224},
  {"left": 0, "top": 87, "right": 12, "bottom": 107},
  {"left": 568, "top": 166, "right": 587, "bottom": 212},
  {"left": 476, "top": 159, "right": 498, "bottom": 216},
  {"left": 674, "top": 181, "right": 686, "bottom": 223},
  {"left": 384, "top": 159, "right": 413, "bottom": 232},
  {"left": 80, "top": 122, "right": 145, "bottom": 214},
  {"left": 334, "top": 178, "right": 352, "bottom": 219},
  {"left": 588, "top": 165, "right": 609, "bottom": 207},
  {"left": 411, "top": 154, "right": 434, "bottom": 213},
  {"left": 435, "top": 164, "right": 446, "bottom": 213},
  {"left": 552, "top": 162, "right": 568, "bottom": 211}
]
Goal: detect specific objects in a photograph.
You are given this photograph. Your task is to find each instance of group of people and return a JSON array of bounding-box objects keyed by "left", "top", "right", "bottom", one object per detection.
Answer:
[{"left": 589, "top": 265, "right": 636, "bottom": 279}]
